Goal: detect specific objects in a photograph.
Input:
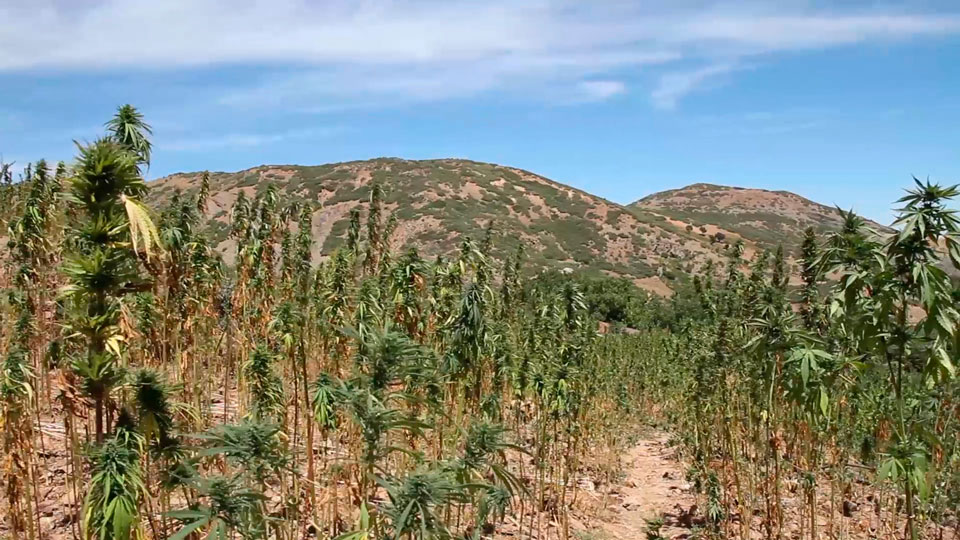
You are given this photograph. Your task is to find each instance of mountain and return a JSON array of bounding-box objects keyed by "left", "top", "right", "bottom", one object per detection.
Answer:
[
  {"left": 632, "top": 182, "right": 892, "bottom": 264},
  {"left": 147, "top": 161, "right": 875, "bottom": 295}
]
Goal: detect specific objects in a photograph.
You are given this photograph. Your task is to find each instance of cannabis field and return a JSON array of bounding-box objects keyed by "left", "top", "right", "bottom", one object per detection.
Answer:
[{"left": 2, "top": 106, "right": 959, "bottom": 540}]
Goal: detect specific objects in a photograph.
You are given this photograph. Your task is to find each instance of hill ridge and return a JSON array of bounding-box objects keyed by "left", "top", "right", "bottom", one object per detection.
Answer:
[
  {"left": 148, "top": 158, "right": 877, "bottom": 295},
  {"left": 637, "top": 182, "right": 861, "bottom": 217}
]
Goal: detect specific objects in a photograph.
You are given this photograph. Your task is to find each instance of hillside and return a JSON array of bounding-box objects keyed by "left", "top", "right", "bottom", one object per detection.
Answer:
[
  {"left": 631, "top": 182, "right": 891, "bottom": 254},
  {"left": 148, "top": 161, "right": 884, "bottom": 295},
  {"left": 149, "top": 158, "right": 723, "bottom": 295}
]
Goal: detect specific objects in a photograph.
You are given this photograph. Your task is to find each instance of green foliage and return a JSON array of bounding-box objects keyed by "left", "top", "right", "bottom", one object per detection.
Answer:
[
  {"left": 630, "top": 178, "right": 960, "bottom": 539},
  {"left": 168, "top": 475, "right": 266, "bottom": 540},
  {"left": 130, "top": 368, "right": 177, "bottom": 447},
  {"left": 378, "top": 467, "right": 469, "bottom": 539},
  {"left": 530, "top": 270, "right": 655, "bottom": 328},
  {"left": 105, "top": 104, "right": 153, "bottom": 167},
  {"left": 198, "top": 421, "right": 291, "bottom": 484},
  {"left": 83, "top": 434, "right": 145, "bottom": 540},
  {"left": 14, "top": 106, "right": 960, "bottom": 540},
  {"left": 243, "top": 344, "right": 285, "bottom": 422}
]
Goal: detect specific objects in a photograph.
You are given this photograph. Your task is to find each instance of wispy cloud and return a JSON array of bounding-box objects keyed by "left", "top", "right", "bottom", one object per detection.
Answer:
[
  {"left": 571, "top": 80, "right": 627, "bottom": 103},
  {"left": 157, "top": 127, "right": 341, "bottom": 152},
  {"left": 688, "top": 107, "right": 833, "bottom": 137},
  {"left": 0, "top": 110, "right": 23, "bottom": 130},
  {"left": 217, "top": 52, "right": 671, "bottom": 110},
  {"left": 651, "top": 63, "right": 739, "bottom": 110},
  {"left": 2, "top": 1, "right": 958, "bottom": 109},
  {"left": 669, "top": 14, "right": 960, "bottom": 52},
  {"left": 755, "top": 121, "right": 821, "bottom": 135}
]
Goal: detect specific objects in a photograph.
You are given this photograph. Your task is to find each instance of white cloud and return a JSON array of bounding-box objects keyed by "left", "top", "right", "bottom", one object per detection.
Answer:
[
  {"left": 670, "top": 14, "right": 960, "bottom": 52},
  {"left": 1, "top": 1, "right": 958, "bottom": 109},
  {"left": 688, "top": 107, "right": 833, "bottom": 137},
  {"left": 158, "top": 127, "right": 340, "bottom": 152},
  {"left": 218, "top": 51, "right": 664, "bottom": 110},
  {"left": 651, "top": 63, "right": 739, "bottom": 110},
  {"left": 573, "top": 80, "right": 627, "bottom": 102},
  {"left": 756, "top": 121, "right": 820, "bottom": 135}
]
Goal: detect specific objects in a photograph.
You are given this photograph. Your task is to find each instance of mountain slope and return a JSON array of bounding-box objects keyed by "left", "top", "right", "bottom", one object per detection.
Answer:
[
  {"left": 631, "top": 182, "right": 891, "bottom": 254},
  {"left": 148, "top": 162, "right": 889, "bottom": 295},
  {"left": 148, "top": 158, "right": 717, "bottom": 294}
]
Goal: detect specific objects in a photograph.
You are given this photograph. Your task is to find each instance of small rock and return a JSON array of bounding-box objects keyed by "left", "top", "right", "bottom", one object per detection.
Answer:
[
  {"left": 842, "top": 500, "right": 858, "bottom": 517},
  {"left": 678, "top": 503, "right": 698, "bottom": 527},
  {"left": 57, "top": 511, "right": 77, "bottom": 526},
  {"left": 40, "top": 516, "right": 56, "bottom": 531}
]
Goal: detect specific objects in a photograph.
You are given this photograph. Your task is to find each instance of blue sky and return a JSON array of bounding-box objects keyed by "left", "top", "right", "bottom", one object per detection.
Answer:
[{"left": 2, "top": 1, "right": 959, "bottom": 224}]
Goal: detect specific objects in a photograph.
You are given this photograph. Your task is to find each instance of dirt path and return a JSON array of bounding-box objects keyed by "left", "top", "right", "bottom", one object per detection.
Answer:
[
  {"left": 576, "top": 430, "right": 959, "bottom": 540},
  {"left": 579, "top": 430, "right": 699, "bottom": 540}
]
